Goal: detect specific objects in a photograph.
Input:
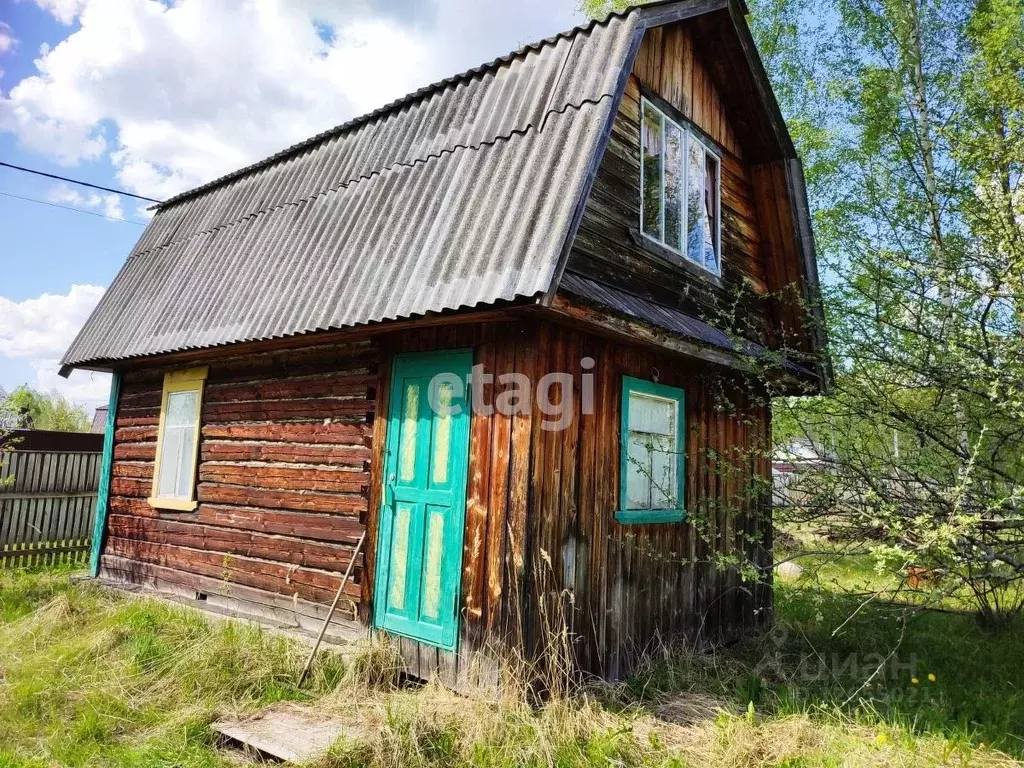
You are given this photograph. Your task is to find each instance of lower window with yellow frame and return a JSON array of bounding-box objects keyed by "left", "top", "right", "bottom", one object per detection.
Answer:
[{"left": 148, "top": 366, "right": 208, "bottom": 512}]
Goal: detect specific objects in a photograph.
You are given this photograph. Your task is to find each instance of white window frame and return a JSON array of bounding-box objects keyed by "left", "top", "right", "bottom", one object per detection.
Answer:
[{"left": 639, "top": 96, "right": 722, "bottom": 276}]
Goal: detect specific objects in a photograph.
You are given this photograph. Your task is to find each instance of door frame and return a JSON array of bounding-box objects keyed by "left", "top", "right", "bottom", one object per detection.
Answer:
[{"left": 371, "top": 348, "right": 474, "bottom": 650}]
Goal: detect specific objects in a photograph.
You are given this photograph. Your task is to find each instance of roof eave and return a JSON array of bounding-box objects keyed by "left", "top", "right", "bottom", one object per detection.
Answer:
[
  {"left": 59, "top": 298, "right": 541, "bottom": 374},
  {"left": 785, "top": 157, "right": 834, "bottom": 394}
]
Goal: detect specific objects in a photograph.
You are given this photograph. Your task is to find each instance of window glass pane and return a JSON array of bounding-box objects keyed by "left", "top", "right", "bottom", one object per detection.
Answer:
[
  {"left": 687, "top": 139, "right": 705, "bottom": 265},
  {"left": 650, "top": 433, "right": 677, "bottom": 508},
  {"left": 157, "top": 425, "right": 198, "bottom": 499},
  {"left": 664, "top": 121, "right": 683, "bottom": 251},
  {"left": 156, "top": 426, "right": 185, "bottom": 498},
  {"left": 626, "top": 434, "right": 652, "bottom": 509},
  {"left": 165, "top": 390, "right": 198, "bottom": 427},
  {"left": 157, "top": 387, "right": 200, "bottom": 500},
  {"left": 641, "top": 102, "right": 663, "bottom": 240},
  {"left": 628, "top": 392, "right": 676, "bottom": 436},
  {"left": 174, "top": 427, "right": 197, "bottom": 498},
  {"left": 704, "top": 152, "right": 720, "bottom": 271},
  {"left": 626, "top": 390, "right": 680, "bottom": 510}
]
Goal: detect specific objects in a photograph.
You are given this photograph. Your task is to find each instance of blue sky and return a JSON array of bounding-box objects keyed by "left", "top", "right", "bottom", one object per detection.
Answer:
[
  {"left": 0, "top": 0, "right": 582, "bottom": 416},
  {"left": 1, "top": 2, "right": 143, "bottom": 410},
  {"left": 1, "top": 1, "right": 144, "bottom": 296}
]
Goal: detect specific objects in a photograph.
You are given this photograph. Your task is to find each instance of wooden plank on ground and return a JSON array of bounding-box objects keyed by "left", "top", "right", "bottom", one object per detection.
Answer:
[{"left": 213, "top": 705, "right": 358, "bottom": 762}]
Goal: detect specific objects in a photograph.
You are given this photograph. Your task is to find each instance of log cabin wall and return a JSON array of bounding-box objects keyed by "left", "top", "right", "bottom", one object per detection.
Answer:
[
  {"left": 100, "top": 340, "right": 376, "bottom": 639},
  {"left": 100, "top": 320, "right": 535, "bottom": 687},
  {"left": 566, "top": 20, "right": 775, "bottom": 345},
  {"left": 98, "top": 314, "right": 771, "bottom": 686}
]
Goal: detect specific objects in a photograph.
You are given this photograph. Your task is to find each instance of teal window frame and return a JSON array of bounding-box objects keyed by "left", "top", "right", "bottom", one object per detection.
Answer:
[{"left": 616, "top": 376, "right": 686, "bottom": 525}]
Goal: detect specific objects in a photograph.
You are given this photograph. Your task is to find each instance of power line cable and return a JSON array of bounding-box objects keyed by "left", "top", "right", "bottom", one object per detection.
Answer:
[
  {"left": 0, "top": 190, "right": 147, "bottom": 226},
  {"left": 0, "top": 161, "right": 162, "bottom": 203}
]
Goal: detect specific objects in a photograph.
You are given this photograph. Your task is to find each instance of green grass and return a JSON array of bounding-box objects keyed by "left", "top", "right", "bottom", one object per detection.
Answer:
[
  {"left": 778, "top": 580, "right": 1023, "bottom": 748},
  {"left": 0, "top": 568, "right": 344, "bottom": 767},
  {"left": 629, "top": 549, "right": 1024, "bottom": 761},
  {"left": 630, "top": 578, "right": 1024, "bottom": 755},
  {"left": 0, "top": 562, "right": 1020, "bottom": 766},
  {"left": 791, "top": 543, "right": 1023, "bottom": 752}
]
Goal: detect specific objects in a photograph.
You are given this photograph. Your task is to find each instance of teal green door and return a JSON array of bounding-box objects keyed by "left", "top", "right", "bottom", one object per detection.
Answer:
[{"left": 373, "top": 350, "right": 473, "bottom": 650}]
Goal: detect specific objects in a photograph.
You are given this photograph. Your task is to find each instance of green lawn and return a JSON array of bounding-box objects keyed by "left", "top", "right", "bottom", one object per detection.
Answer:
[
  {"left": 630, "top": 575, "right": 1024, "bottom": 758},
  {"left": 0, "top": 563, "right": 1020, "bottom": 766}
]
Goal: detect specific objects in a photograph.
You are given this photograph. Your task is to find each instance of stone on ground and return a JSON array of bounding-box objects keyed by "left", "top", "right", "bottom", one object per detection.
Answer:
[{"left": 775, "top": 561, "right": 805, "bottom": 580}]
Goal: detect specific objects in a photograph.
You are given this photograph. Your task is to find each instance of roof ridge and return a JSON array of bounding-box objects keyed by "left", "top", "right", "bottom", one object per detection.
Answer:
[
  {"left": 155, "top": 7, "right": 642, "bottom": 210},
  {"left": 132, "top": 96, "right": 611, "bottom": 265}
]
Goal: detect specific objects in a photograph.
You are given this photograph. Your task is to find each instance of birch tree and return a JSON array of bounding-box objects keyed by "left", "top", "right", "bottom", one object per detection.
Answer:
[{"left": 777, "top": 0, "right": 1024, "bottom": 626}]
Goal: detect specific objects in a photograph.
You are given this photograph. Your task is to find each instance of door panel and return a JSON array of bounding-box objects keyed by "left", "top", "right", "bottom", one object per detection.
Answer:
[{"left": 373, "top": 350, "right": 472, "bottom": 649}]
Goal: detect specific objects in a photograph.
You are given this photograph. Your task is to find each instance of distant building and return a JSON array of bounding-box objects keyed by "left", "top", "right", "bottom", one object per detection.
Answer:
[
  {"left": 91, "top": 406, "right": 108, "bottom": 433},
  {"left": 772, "top": 437, "right": 832, "bottom": 506},
  {"left": 773, "top": 437, "right": 830, "bottom": 472}
]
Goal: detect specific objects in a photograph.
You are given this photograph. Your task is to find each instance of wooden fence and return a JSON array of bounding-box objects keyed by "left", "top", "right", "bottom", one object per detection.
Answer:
[{"left": 0, "top": 430, "right": 104, "bottom": 568}]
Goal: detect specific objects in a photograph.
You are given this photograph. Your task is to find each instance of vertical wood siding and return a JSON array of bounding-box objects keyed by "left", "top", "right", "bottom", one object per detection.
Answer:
[
  {"left": 567, "top": 19, "right": 774, "bottom": 345},
  {"left": 100, "top": 341, "right": 376, "bottom": 637},
  {"left": 364, "top": 319, "right": 772, "bottom": 684},
  {"left": 513, "top": 322, "right": 772, "bottom": 680},
  {"left": 0, "top": 447, "right": 102, "bottom": 567}
]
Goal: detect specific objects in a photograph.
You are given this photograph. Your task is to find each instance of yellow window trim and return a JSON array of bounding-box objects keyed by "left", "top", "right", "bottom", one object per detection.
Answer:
[{"left": 148, "top": 366, "right": 208, "bottom": 512}]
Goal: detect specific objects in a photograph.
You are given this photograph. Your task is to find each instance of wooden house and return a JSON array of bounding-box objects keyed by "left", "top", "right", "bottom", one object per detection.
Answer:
[{"left": 61, "top": 0, "right": 828, "bottom": 684}]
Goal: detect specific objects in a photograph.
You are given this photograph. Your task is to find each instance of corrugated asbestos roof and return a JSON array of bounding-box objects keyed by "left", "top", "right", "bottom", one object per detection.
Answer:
[
  {"left": 61, "top": 11, "right": 642, "bottom": 369},
  {"left": 559, "top": 272, "right": 813, "bottom": 375}
]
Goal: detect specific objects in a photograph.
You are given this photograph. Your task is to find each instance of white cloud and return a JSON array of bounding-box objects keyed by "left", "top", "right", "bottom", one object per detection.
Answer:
[
  {"left": 33, "top": 0, "right": 88, "bottom": 26},
  {"left": 46, "top": 182, "right": 124, "bottom": 219},
  {"left": 1, "top": 0, "right": 433, "bottom": 193},
  {"left": 0, "top": 284, "right": 105, "bottom": 360},
  {"left": 33, "top": 364, "right": 111, "bottom": 413},
  {"left": 1, "top": 0, "right": 580, "bottom": 196},
  {"left": 0, "top": 285, "right": 110, "bottom": 411},
  {"left": 0, "top": 22, "right": 16, "bottom": 55}
]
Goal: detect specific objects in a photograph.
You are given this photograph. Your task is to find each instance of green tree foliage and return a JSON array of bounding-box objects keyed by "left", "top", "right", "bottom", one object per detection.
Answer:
[
  {"left": 0, "top": 386, "right": 91, "bottom": 433},
  {"left": 0, "top": 388, "right": 9, "bottom": 489},
  {"left": 582, "top": 0, "right": 1024, "bottom": 623},
  {"left": 776, "top": 0, "right": 1024, "bottom": 626}
]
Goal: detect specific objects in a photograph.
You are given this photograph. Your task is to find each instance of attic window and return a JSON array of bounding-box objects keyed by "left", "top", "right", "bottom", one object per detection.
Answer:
[{"left": 640, "top": 98, "right": 721, "bottom": 274}]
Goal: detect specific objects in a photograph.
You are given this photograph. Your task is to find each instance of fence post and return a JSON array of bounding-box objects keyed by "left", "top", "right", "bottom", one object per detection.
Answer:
[{"left": 90, "top": 372, "right": 122, "bottom": 578}]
